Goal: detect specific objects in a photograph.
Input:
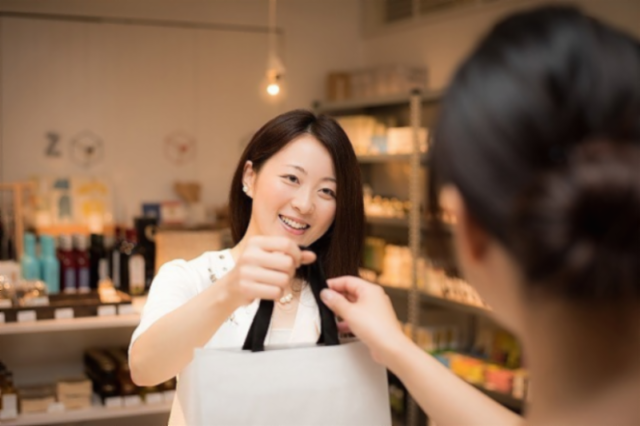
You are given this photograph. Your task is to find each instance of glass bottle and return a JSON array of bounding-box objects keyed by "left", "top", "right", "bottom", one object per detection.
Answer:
[
  {"left": 89, "top": 234, "right": 106, "bottom": 290},
  {"left": 126, "top": 230, "right": 145, "bottom": 296},
  {"left": 74, "top": 234, "right": 90, "bottom": 293},
  {"left": 39, "top": 235, "right": 60, "bottom": 295},
  {"left": 58, "top": 234, "right": 77, "bottom": 294},
  {"left": 20, "top": 233, "right": 40, "bottom": 280}
]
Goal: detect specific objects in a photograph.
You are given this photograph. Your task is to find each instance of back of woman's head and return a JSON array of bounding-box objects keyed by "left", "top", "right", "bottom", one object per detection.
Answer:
[
  {"left": 434, "top": 6, "right": 640, "bottom": 301},
  {"left": 229, "top": 109, "right": 365, "bottom": 278}
]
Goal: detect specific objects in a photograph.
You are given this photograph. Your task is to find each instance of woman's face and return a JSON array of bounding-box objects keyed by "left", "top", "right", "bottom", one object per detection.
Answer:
[{"left": 243, "top": 134, "right": 337, "bottom": 247}]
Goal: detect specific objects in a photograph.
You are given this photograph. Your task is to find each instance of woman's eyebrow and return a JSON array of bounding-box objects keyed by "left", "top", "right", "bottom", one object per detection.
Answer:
[{"left": 286, "top": 164, "right": 336, "bottom": 183}]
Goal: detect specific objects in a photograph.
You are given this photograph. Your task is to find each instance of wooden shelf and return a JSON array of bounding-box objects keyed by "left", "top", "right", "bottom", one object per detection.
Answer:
[
  {"left": 0, "top": 314, "right": 141, "bottom": 335},
  {"left": 357, "top": 153, "right": 427, "bottom": 163},
  {"left": 366, "top": 216, "right": 453, "bottom": 234},
  {"left": 380, "top": 285, "right": 492, "bottom": 318},
  {"left": 3, "top": 401, "right": 171, "bottom": 426},
  {"left": 420, "top": 293, "right": 492, "bottom": 318},
  {"left": 314, "top": 90, "right": 442, "bottom": 113}
]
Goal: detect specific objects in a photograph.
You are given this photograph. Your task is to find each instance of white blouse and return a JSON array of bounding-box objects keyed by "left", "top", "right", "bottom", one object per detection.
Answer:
[{"left": 129, "top": 249, "right": 321, "bottom": 425}]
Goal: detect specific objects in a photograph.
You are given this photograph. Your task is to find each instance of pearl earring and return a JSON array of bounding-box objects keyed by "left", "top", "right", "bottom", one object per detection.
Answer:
[{"left": 242, "top": 185, "right": 248, "bottom": 193}]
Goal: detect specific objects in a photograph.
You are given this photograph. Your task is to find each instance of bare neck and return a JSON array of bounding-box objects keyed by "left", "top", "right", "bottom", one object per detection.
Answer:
[{"left": 521, "top": 300, "right": 640, "bottom": 426}]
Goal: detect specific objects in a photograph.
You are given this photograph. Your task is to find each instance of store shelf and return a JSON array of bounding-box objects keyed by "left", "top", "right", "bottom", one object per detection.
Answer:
[
  {"left": 314, "top": 90, "right": 442, "bottom": 113},
  {"left": 366, "top": 216, "right": 453, "bottom": 234},
  {"left": 380, "top": 285, "right": 492, "bottom": 318},
  {"left": 3, "top": 401, "right": 171, "bottom": 426},
  {"left": 471, "top": 383, "right": 524, "bottom": 411},
  {"left": 0, "top": 314, "right": 140, "bottom": 335},
  {"left": 357, "top": 153, "right": 427, "bottom": 163},
  {"left": 420, "top": 293, "right": 492, "bottom": 318}
]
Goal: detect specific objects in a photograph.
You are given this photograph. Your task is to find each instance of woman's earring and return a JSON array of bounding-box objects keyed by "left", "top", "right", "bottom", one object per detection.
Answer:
[{"left": 242, "top": 185, "right": 248, "bottom": 194}]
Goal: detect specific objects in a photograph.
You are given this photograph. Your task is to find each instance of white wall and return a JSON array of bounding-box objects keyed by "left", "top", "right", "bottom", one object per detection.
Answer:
[
  {"left": 0, "top": 0, "right": 363, "bottom": 224},
  {"left": 363, "top": 0, "right": 640, "bottom": 90}
]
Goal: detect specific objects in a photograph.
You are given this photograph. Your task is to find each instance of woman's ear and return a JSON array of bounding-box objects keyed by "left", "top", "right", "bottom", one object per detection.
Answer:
[
  {"left": 242, "top": 161, "right": 255, "bottom": 198},
  {"left": 440, "top": 185, "right": 490, "bottom": 262}
]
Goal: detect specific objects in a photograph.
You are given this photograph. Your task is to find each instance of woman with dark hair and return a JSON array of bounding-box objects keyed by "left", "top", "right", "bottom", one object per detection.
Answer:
[
  {"left": 129, "top": 109, "right": 364, "bottom": 424},
  {"left": 322, "top": 6, "right": 640, "bottom": 426}
]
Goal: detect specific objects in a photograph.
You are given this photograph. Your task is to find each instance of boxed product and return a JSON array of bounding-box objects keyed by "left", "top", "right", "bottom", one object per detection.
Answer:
[
  {"left": 57, "top": 377, "right": 92, "bottom": 410},
  {"left": 19, "top": 385, "right": 56, "bottom": 414}
]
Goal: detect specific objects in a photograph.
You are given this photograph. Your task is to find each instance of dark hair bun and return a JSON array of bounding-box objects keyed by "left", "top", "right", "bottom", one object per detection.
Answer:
[{"left": 511, "top": 141, "right": 640, "bottom": 300}]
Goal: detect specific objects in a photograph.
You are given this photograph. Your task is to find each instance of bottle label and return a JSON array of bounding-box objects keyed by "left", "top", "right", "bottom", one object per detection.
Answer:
[
  {"left": 129, "top": 255, "right": 145, "bottom": 295},
  {"left": 78, "top": 267, "right": 90, "bottom": 292},
  {"left": 64, "top": 269, "right": 77, "bottom": 293},
  {"left": 2, "top": 394, "right": 17, "bottom": 411}
]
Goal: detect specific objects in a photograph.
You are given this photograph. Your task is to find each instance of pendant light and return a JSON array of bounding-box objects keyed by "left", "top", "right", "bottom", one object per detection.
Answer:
[{"left": 265, "top": 0, "right": 284, "bottom": 97}]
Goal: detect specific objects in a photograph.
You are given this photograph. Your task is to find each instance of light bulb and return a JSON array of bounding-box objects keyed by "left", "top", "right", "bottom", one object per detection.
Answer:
[{"left": 267, "top": 82, "right": 280, "bottom": 96}]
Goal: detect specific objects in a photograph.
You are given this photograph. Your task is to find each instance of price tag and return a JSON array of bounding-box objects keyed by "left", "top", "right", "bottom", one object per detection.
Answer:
[
  {"left": 47, "top": 402, "right": 65, "bottom": 413},
  {"left": 117, "top": 304, "right": 135, "bottom": 316},
  {"left": 123, "top": 395, "right": 142, "bottom": 407},
  {"left": 97, "top": 305, "right": 117, "bottom": 317},
  {"left": 54, "top": 308, "right": 74, "bottom": 320},
  {"left": 144, "top": 392, "right": 164, "bottom": 405},
  {"left": 0, "top": 313, "right": 5, "bottom": 324},
  {"left": 22, "top": 296, "right": 49, "bottom": 307},
  {"left": 163, "top": 390, "right": 176, "bottom": 403},
  {"left": 104, "top": 396, "right": 123, "bottom": 408},
  {"left": 17, "top": 310, "right": 37, "bottom": 323}
]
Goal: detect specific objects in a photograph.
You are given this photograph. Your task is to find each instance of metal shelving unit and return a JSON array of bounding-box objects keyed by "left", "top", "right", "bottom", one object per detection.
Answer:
[
  {"left": 316, "top": 90, "right": 525, "bottom": 424},
  {"left": 3, "top": 401, "right": 171, "bottom": 426},
  {"left": 316, "top": 90, "right": 437, "bottom": 426}
]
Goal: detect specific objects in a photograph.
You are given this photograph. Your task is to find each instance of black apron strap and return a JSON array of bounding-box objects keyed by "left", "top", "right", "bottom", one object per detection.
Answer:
[{"left": 242, "top": 247, "right": 340, "bottom": 352}]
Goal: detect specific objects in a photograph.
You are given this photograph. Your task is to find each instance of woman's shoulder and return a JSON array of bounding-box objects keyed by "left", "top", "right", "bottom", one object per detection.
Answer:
[{"left": 154, "top": 249, "right": 233, "bottom": 289}]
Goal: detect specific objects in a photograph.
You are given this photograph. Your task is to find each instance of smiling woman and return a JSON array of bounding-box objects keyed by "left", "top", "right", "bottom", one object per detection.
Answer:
[{"left": 127, "top": 109, "right": 364, "bottom": 425}]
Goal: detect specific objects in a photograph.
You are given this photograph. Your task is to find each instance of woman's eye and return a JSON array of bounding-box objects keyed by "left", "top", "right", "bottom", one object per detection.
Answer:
[
  {"left": 321, "top": 188, "right": 336, "bottom": 198},
  {"left": 282, "top": 175, "right": 299, "bottom": 184}
]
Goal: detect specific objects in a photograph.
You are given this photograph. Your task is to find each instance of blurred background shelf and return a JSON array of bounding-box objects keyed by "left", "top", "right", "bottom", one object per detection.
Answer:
[
  {"left": 380, "top": 284, "right": 492, "bottom": 318},
  {"left": 3, "top": 402, "right": 171, "bottom": 426},
  {"left": 0, "top": 314, "right": 141, "bottom": 335},
  {"left": 314, "top": 91, "right": 442, "bottom": 113},
  {"left": 357, "top": 153, "right": 428, "bottom": 163}
]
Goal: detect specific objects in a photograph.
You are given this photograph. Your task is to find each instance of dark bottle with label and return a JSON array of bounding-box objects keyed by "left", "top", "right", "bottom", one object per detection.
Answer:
[
  {"left": 74, "top": 234, "right": 91, "bottom": 293},
  {"left": 104, "top": 348, "right": 138, "bottom": 397},
  {"left": 111, "top": 228, "right": 124, "bottom": 290},
  {"left": 117, "top": 229, "right": 133, "bottom": 293},
  {"left": 89, "top": 234, "right": 106, "bottom": 290},
  {"left": 58, "top": 234, "right": 77, "bottom": 294},
  {"left": 84, "top": 349, "right": 119, "bottom": 402},
  {"left": 134, "top": 217, "right": 157, "bottom": 291},
  {"left": 126, "top": 230, "right": 146, "bottom": 296}
]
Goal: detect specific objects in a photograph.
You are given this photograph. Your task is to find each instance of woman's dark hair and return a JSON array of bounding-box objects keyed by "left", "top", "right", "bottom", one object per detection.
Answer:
[
  {"left": 229, "top": 109, "right": 365, "bottom": 278},
  {"left": 433, "top": 6, "right": 640, "bottom": 301}
]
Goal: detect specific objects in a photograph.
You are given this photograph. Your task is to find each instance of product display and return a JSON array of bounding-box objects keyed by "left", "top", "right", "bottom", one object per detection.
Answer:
[{"left": 0, "top": 351, "right": 175, "bottom": 423}]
